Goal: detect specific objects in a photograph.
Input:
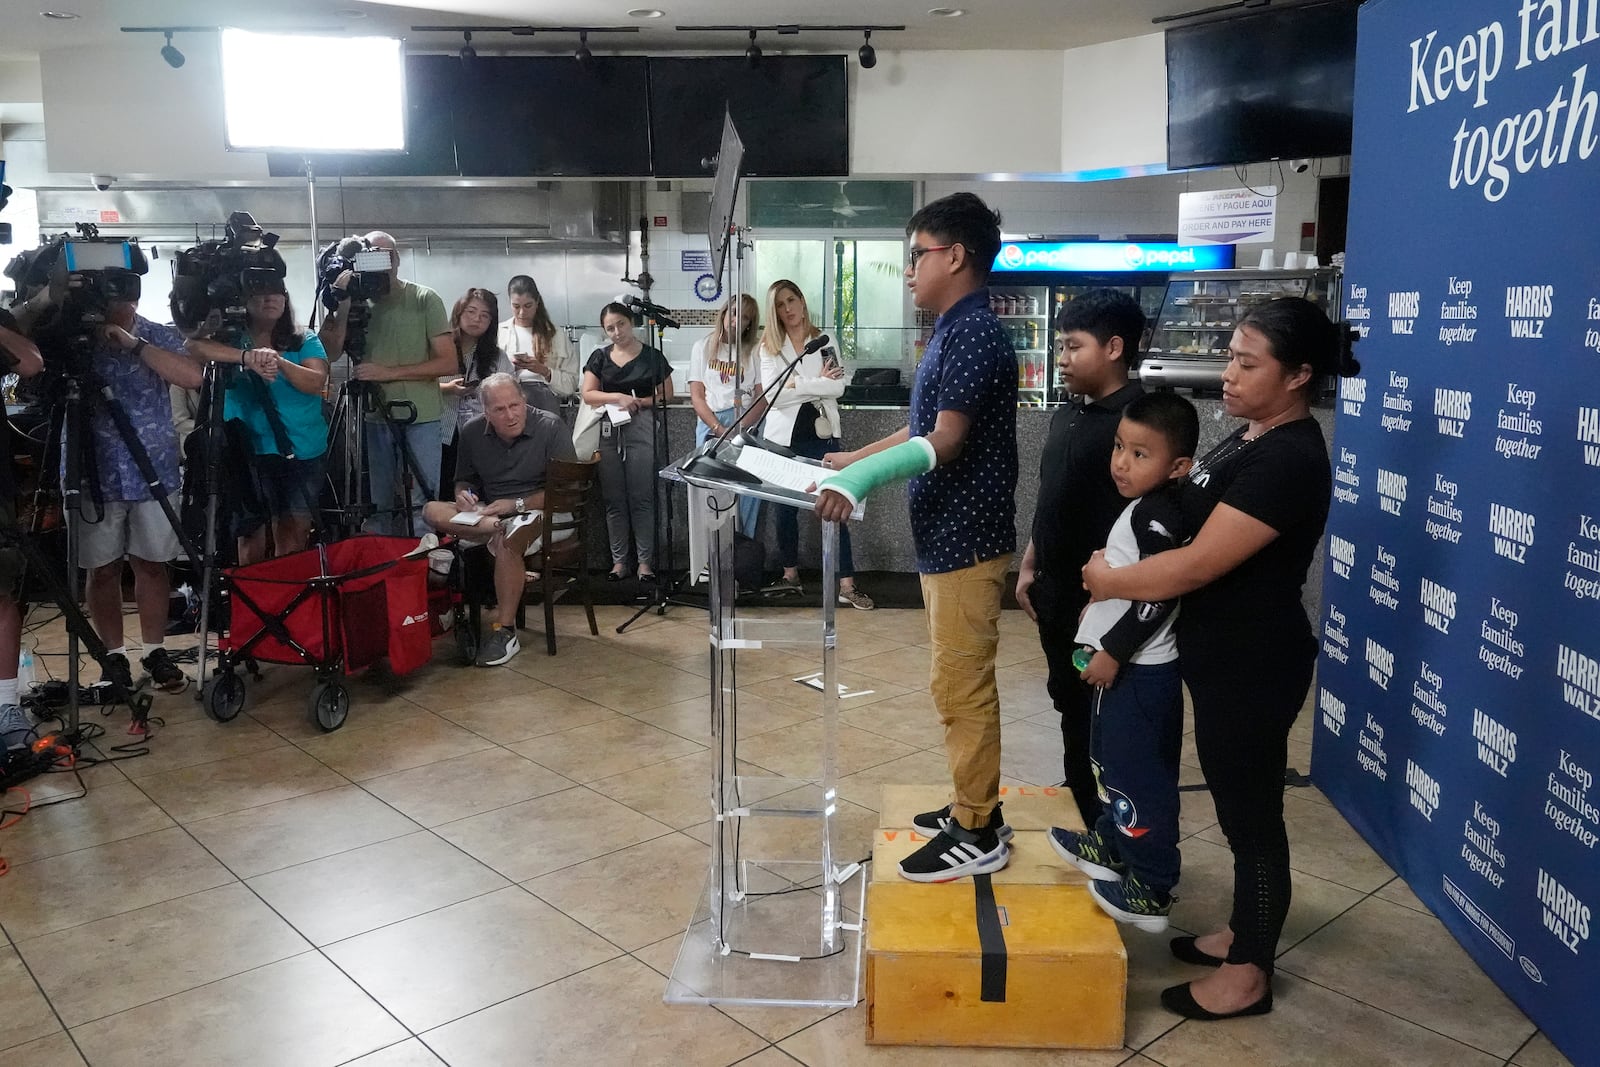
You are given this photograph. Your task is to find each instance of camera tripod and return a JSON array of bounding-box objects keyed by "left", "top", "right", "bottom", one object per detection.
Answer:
[
  {"left": 618, "top": 310, "right": 702, "bottom": 634},
  {"left": 322, "top": 373, "right": 437, "bottom": 538},
  {"left": 189, "top": 353, "right": 302, "bottom": 695}
]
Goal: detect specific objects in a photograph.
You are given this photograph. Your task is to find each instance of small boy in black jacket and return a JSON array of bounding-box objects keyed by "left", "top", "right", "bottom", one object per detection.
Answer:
[{"left": 1048, "top": 392, "right": 1199, "bottom": 933}]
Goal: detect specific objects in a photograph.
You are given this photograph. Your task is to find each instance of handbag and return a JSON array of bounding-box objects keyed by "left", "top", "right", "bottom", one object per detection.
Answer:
[{"left": 572, "top": 402, "right": 604, "bottom": 458}]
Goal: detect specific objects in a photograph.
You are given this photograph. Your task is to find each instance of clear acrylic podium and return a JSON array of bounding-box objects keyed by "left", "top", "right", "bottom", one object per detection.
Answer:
[{"left": 661, "top": 449, "right": 867, "bottom": 1008}]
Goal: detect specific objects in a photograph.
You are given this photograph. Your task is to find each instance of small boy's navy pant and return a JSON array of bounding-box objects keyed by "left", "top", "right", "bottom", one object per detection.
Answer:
[{"left": 1091, "top": 659, "right": 1185, "bottom": 894}]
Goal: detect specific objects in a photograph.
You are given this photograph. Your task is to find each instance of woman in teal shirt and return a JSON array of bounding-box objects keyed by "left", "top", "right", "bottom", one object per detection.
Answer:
[{"left": 189, "top": 283, "right": 329, "bottom": 563}]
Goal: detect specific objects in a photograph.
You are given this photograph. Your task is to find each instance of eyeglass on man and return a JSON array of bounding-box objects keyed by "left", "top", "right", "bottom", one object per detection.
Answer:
[{"left": 906, "top": 243, "right": 955, "bottom": 268}]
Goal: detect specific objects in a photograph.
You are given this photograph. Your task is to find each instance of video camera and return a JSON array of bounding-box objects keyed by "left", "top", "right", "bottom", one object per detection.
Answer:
[
  {"left": 170, "top": 210, "right": 288, "bottom": 341},
  {"left": 3, "top": 224, "right": 149, "bottom": 378},
  {"left": 314, "top": 235, "right": 391, "bottom": 361}
]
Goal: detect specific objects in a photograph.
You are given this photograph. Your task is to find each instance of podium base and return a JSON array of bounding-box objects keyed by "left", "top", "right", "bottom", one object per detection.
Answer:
[{"left": 664, "top": 860, "right": 867, "bottom": 1008}]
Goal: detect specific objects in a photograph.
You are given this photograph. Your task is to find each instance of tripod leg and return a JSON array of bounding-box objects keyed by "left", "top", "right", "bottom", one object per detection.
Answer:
[{"left": 194, "top": 361, "right": 232, "bottom": 694}]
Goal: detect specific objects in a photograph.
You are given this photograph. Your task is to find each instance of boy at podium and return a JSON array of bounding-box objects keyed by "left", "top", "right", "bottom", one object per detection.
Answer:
[{"left": 815, "top": 192, "right": 1019, "bottom": 881}]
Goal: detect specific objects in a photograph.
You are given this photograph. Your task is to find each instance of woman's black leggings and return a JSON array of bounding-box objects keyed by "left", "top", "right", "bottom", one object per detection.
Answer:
[{"left": 1181, "top": 633, "right": 1315, "bottom": 974}]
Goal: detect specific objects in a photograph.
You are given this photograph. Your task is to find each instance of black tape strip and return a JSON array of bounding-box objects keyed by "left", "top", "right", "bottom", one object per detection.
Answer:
[{"left": 973, "top": 872, "right": 1008, "bottom": 1002}]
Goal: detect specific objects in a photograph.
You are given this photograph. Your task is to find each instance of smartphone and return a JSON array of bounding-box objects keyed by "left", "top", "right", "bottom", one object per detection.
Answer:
[{"left": 821, "top": 346, "right": 840, "bottom": 373}]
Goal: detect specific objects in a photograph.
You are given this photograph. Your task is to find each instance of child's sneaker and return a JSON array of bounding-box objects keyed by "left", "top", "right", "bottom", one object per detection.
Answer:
[
  {"left": 912, "top": 802, "right": 1014, "bottom": 843},
  {"left": 897, "top": 824, "right": 1010, "bottom": 883},
  {"left": 1088, "top": 876, "right": 1172, "bottom": 933},
  {"left": 1048, "top": 826, "right": 1127, "bottom": 882}
]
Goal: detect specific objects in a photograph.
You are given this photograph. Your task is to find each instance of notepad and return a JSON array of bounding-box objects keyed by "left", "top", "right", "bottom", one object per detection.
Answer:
[
  {"left": 733, "top": 447, "right": 824, "bottom": 494},
  {"left": 604, "top": 403, "right": 632, "bottom": 425},
  {"left": 449, "top": 512, "right": 485, "bottom": 526}
]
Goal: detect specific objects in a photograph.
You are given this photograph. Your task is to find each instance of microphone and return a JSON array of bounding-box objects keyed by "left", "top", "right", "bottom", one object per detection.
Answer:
[
  {"left": 801, "top": 333, "right": 832, "bottom": 356},
  {"left": 623, "top": 296, "right": 680, "bottom": 330}
]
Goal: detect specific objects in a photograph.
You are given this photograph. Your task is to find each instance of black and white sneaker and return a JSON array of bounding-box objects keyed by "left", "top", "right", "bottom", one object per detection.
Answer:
[
  {"left": 912, "top": 802, "right": 1015, "bottom": 843},
  {"left": 141, "top": 648, "right": 189, "bottom": 693},
  {"left": 897, "top": 823, "right": 1010, "bottom": 883}
]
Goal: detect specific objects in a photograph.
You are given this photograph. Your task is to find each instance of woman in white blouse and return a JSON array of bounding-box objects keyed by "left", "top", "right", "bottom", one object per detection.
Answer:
[
  {"left": 688, "top": 293, "right": 765, "bottom": 538},
  {"left": 758, "top": 280, "right": 873, "bottom": 610},
  {"left": 497, "top": 274, "right": 575, "bottom": 414}
]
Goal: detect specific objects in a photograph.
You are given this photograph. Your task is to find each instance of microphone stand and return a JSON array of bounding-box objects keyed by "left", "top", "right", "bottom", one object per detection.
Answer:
[
  {"left": 680, "top": 333, "right": 833, "bottom": 484},
  {"left": 617, "top": 309, "right": 701, "bottom": 634}
]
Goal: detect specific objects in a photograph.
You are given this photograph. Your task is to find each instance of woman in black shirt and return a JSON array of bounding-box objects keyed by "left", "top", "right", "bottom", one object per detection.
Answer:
[
  {"left": 1083, "top": 297, "right": 1359, "bottom": 1021},
  {"left": 581, "top": 302, "right": 674, "bottom": 581}
]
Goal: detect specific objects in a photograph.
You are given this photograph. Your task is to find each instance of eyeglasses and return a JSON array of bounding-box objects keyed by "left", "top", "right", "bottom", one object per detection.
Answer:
[{"left": 907, "top": 244, "right": 954, "bottom": 269}]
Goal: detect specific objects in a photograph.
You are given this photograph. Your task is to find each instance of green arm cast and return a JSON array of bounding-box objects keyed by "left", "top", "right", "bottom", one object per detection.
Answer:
[{"left": 817, "top": 437, "right": 937, "bottom": 507}]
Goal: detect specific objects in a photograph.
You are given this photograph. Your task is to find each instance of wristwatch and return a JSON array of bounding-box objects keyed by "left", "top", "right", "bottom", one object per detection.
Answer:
[{"left": 515, "top": 497, "right": 526, "bottom": 514}]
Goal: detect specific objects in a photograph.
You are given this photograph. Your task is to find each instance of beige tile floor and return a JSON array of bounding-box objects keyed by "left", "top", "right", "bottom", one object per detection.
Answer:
[{"left": 0, "top": 603, "right": 1577, "bottom": 1067}]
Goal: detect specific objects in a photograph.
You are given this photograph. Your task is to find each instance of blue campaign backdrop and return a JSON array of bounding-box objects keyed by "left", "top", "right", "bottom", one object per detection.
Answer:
[{"left": 1314, "top": 1, "right": 1600, "bottom": 1061}]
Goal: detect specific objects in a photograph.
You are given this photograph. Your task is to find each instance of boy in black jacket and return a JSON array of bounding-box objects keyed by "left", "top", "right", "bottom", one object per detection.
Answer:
[
  {"left": 1015, "top": 289, "right": 1147, "bottom": 830},
  {"left": 1048, "top": 392, "right": 1198, "bottom": 932}
]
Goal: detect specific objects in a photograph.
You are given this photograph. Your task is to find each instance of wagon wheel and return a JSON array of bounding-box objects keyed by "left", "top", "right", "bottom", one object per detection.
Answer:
[
  {"left": 203, "top": 670, "right": 247, "bottom": 722},
  {"left": 308, "top": 682, "right": 350, "bottom": 732}
]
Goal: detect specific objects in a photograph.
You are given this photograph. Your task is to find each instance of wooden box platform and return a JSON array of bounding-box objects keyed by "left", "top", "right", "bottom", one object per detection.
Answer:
[
  {"left": 866, "top": 784, "right": 1125, "bottom": 1049},
  {"left": 866, "top": 880, "right": 1127, "bottom": 1049}
]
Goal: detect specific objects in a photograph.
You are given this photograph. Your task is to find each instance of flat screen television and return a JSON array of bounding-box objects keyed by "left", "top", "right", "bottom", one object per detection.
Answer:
[
  {"left": 453, "top": 56, "right": 651, "bottom": 177},
  {"left": 648, "top": 56, "right": 848, "bottom": 178},
  {"left": 1165, "top": 1, "right": 1358, "bottom": 170}
]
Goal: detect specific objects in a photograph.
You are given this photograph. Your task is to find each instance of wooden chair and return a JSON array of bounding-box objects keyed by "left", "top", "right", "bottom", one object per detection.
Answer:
[{"left": 523, "top": 457, "right": 600, "bottom": 654}]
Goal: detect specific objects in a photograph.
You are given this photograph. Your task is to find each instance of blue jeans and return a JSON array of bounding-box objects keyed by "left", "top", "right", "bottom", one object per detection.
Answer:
[
  {"left": 774, "top": 434, "right": 853, "bottom": 578},
  {"left": 364, "top": 418, "right": 441, "bottom": 536},
  {"left": 696, "top": 407, "right": 761, "bottom": 538},
  {"left": 1091, "top": 659, "right": 1184, "bottom": 894}
]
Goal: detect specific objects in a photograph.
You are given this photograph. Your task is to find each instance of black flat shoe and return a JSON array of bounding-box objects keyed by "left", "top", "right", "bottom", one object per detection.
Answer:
[
  {"left": 1170, "top": 935, "right": 1226, "bottom": 967},
  {"left": 638, "top": 571, "right": 659, "bottom": 584},
  {"left": 1160, "top": 981, "right": 1272, "bottom": 1021},
  {"left": 605, "top": 570, "right": 627, "bottom": 583}
]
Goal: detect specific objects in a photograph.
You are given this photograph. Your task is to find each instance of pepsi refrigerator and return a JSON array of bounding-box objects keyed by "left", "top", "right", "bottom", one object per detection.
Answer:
[{"left": 987, "top": 240, "right": 1237, "bottom": 405}]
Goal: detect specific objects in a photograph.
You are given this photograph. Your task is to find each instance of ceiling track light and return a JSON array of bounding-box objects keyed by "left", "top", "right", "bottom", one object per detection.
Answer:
[
  {"left": 160, "top": 30, "right": 185, "bottom": 68},
  {"left": 459, "top": 29, "right": 476, "bottom": 61},
  {"left": 575, "top": 30, "right": 593, "bottom": 67},
  {"left": 674, "top": 24, "right": 906, "bottom": 59}
]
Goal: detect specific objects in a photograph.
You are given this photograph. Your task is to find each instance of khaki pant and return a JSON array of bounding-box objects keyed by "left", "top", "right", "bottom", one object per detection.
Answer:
[{"left": 920, "top": 552, "right": 1012, "bottom": 831}]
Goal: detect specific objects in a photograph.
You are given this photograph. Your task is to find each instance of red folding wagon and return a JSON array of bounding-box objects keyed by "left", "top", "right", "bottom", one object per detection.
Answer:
[{"left": 201, "top": 535, "right": 443, "bottom": 731}]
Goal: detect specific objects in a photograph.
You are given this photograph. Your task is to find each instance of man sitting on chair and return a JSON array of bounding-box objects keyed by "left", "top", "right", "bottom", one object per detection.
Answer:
[{"left": 422, "top": 373, "right": 576, "bottom": 667}]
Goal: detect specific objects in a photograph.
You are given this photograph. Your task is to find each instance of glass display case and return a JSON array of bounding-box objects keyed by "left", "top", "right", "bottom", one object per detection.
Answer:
[{"left": 1141, "top": 267, "right": 1342, "bottom": 389}]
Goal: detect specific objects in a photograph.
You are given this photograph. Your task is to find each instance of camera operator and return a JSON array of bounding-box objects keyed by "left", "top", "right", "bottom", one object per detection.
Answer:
[
  {"left": 0, "top": 305, "right": 43, "bottom": 749},
  {"left": 187, "top": 281, "right": 329, "bottom": 565},
  {"left": 317, "top": 231, "right": 455, "bottom": 532},
  {"left": 30, "top": 287, "right": 201, "bottom": 694}
]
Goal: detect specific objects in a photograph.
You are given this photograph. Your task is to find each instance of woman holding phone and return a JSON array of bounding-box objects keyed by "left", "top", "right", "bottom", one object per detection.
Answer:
[
  {"left": 439, "top": 288, "right": 513, "bottom": 495},
  {"left": 499, "top": 275, "right": 574, "bottom": 414},
  {"left": 758, "top": 279, "right": 872, "bottom": 610}
]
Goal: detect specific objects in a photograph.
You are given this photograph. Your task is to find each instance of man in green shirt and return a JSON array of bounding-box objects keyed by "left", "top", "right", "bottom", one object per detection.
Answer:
[{"left": 318, "top": 231, "right": 456, "bottom": 534}]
